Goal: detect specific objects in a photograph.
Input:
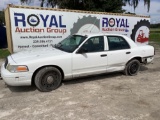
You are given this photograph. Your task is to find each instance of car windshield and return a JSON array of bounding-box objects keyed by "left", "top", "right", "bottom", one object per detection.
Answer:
[{"left": 55, "top": 35, "right": 87, "bottom": 53}]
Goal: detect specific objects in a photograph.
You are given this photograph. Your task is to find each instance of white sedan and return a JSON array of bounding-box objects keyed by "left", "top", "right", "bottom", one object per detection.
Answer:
[{"left": 1, "top": 33, "right": 154, "bottom": 92}]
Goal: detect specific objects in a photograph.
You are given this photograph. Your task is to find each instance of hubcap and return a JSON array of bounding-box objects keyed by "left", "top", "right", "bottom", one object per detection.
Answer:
[
  {"left": 46, "top": 76, "right": 54, "bottom": 84},
  {"left": 130, "top": 62, "right": 138, "bottom": 74}
]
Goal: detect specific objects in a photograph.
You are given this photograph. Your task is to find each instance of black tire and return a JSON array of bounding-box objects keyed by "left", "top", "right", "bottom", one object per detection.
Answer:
[
  {"left": 34, "top": 67, "right": 62, "bottom": 92},
  {"left": 124, "top": 59, "right": 140, "bottom": 76}
]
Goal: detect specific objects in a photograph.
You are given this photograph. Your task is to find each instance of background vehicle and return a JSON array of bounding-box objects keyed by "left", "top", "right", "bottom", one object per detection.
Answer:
[{"left": 1, "top": 33, "right": 154, "bottom": 92}]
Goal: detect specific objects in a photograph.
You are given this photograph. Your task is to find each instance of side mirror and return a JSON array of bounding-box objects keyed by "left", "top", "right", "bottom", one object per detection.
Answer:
[{"left": 77, "top": 47, "right": 88, "bottom": 54}]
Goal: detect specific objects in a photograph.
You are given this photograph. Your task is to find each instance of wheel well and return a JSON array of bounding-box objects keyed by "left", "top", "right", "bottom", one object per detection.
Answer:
[
  {"left": 126, "top": 57, "right": 142, "bottom": 65},
  {"left": 133, "top": 57, "right": 142, "bottom": 63},
  {"left": 31, "top": 65, "right": 64, "bottom": 86}
]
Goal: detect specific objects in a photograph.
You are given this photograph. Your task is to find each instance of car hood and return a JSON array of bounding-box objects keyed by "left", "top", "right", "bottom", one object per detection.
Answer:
[{"left": 10, "top": 48, "right": 67, "bottom": 64}]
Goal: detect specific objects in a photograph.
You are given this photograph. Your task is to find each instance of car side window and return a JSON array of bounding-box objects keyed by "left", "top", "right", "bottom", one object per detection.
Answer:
[
  {"left": 81, "top": 36, "right": 104, "bottom": 53},
  {"left": 107, "top": 36, "right": 130, "bottom": 51}
]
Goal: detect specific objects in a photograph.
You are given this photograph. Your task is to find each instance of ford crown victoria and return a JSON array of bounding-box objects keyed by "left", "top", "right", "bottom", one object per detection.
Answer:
[{"left": 1, "top": 33, "right": 154, "bottom": 92}]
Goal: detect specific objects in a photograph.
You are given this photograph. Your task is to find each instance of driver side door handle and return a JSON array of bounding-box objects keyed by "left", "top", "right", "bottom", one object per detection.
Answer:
[
  {"left": 126, "top": 52, "right": 131, "bottom": 54},
  {"left": 101, "top": 54, "right": 107, "bottom": 57}
]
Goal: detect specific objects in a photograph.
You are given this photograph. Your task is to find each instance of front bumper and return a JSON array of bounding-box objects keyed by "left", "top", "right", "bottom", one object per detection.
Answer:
[{"left": 1, "top": 63, "right": 32, "bottom": 86}]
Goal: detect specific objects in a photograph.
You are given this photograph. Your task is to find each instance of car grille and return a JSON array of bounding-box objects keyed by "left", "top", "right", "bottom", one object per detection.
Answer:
[{"left": 4, "top": 58, "right": 8, "bottom": 69}]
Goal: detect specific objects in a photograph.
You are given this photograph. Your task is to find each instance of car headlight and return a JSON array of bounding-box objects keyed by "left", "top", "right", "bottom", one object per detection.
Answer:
[{"left": 7, "top": 64, "right": 29, "bottom": 73}]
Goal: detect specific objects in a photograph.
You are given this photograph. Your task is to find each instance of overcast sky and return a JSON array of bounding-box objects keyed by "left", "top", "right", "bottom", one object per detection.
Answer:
[
  {"left": 1, "top": 0, "right": 160, "bottom": 24},
  {"left": 123, "top": 0, "right": 160, "bottom": 24}
]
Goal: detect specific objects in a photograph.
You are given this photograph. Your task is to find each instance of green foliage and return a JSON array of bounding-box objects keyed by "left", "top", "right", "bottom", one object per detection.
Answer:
[
  {"left": 20, "top": 0, "right": 151, "bottom": 13},
  {"left": 21, "top": 0, "right": 57, "bottom": 8},
  {"left": 149, "top": 33, "right": 160, "bottom": 44},
  {"left": 150, "top": 24, "right": 160, "bottom": 29},
  {"left": 124, "top": 0, "right": 139, "bottom": 11},
  {"left": 46, "top": 0, "right": 58, "bottom": 8},
  {"left": 149, "top": 28, "right": 160, "bottom": 44},
  {"left": 58, "top": 0, "right": 125, "bottom": 13},
  {"left": 20, "top": 0, "right": 125, "bottom": 13},
  {"left": 0, "top": 49, "right": 10, "bottom": 58}
]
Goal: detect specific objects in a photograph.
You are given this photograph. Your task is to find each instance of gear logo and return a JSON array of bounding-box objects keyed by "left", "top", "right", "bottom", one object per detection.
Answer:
[
  {"left": 131, "top": 20, "right": 150, "bottom": 43},
  {"left": 27, "top": 14, "right": 40, "bottom": 27},
  {"left": 70, "top": 16, "right": 100, "bottom": 34}
]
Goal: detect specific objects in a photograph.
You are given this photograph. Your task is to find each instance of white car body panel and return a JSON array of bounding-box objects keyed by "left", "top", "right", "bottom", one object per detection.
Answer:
[
  {"left": 11, "top": 48, "right": 73, "bottom": 79},
  {"left": 72, "top": 51, "right": 108, "bottom": 77},
  {"left": 107, "top": 50, "right": 128, "bottom": 72},
  {"left": 1, "top": 33, "right": 154, "bottom": 86}
]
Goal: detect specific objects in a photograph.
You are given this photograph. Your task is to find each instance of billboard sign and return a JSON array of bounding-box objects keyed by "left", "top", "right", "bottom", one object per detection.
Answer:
[{"left": 9, "top": 7, "right": 150, "bottom": 52}]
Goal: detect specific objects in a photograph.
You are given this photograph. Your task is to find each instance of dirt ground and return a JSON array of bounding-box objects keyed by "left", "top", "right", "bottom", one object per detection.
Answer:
[{"left": 0, "top": 43, "right": 160, "bottom": 120}]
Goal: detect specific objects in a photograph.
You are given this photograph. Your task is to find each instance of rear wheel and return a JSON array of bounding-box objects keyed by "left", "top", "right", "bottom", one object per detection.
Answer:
[
  {"left": 35, "top": 67, "right": 62, "bottom": 92},
  {"left": 124, "top": 59, "right": 140, "bottom": 76}
]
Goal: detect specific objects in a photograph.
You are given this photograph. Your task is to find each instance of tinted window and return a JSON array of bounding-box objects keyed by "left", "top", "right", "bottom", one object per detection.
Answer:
[
  {"left": 81, "top": 36, "right": 104, "bottom": 53},
  {"left": 107, "top": 36, "right": 130, "bottom": 51}
]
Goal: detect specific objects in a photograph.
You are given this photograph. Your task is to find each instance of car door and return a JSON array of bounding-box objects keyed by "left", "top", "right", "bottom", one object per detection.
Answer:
[
  {"left": 72, "top": 36, "right": 108, "bottom": 77},
  {"left": 106, "top": 35, "right": 131, "bottom": 72}
]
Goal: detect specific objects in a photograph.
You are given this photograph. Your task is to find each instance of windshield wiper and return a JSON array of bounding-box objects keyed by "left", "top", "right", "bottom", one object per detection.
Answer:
[
  {"left": 56, "top": 43, "right": 62, "bottom": 48},
  {"left": 50, "top": 44, "right": 56, "bottom": 48},
  {"left": 54, "top": 43, "right": 66, "bottom": 52}
]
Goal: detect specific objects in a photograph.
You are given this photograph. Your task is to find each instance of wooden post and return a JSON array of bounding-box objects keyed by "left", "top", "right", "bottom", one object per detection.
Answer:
[{"left": 5, "top": 4, "right": 13, "bottom": 53}]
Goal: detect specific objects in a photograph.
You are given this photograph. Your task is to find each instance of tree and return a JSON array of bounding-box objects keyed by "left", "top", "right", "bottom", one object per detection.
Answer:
[
  {"left": 53, "top": 0, "right": 125, "bottom": 13},
  {"left": 20, "top": 0, "right": 32, "bottom": 4},
  {"left": 20, "top": 0, "right": 57, "bottom": 8},
  {"left": 20, "top": 0, "right": 125, "bottom": 12},
  {"left": 124, "top": 0, "right": 150, "bottom": 12},
  {"left": 20, "top": 0, "right": 150, "bottom": 12},
  {"left": 21, "top": 0, "right": 44, "bottom": 7},
  {"left": 46, "top": 0, "right": 58, "bottom": 8}
]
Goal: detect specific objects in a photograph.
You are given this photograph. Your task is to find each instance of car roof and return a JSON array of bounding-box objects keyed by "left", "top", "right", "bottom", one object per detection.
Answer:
[{"left": 74, "top": 33, "right": 125, "bottom": 37}]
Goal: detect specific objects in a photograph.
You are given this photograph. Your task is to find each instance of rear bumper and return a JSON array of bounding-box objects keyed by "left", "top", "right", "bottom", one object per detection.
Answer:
[
  {"left": 142, "top": 56, "right": 154, "bottom": 64},
  {"left": 1, "top": 63, "right": 32, "bottom": 86}
]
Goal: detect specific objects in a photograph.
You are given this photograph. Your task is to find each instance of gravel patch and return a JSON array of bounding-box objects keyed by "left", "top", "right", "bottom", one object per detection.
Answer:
[{"left": 0, "top": 46, "right": 160, "bottom": 120}]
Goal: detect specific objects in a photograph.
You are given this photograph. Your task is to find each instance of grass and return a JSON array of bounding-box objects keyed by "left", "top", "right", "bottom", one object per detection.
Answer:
[
  {"left": 150, "top": 28, "right": 160, "bottom": 33},
  {"left": 149, "top": 33, "right": 160, "bottom": 43},
  {"left": 0, "top": 49, "right": 10, "bottom": 59},
  {"left": 149, "top": 28, "right": 160, "bottom": 44}
]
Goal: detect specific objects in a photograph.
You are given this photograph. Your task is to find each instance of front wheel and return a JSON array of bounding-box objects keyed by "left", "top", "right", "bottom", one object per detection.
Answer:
[
  {"left": 34, "top": 67, "right": 62, "bottom": 92},
  {"left": 124, "top": 59, "right": 140, "bottom": 76}
]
